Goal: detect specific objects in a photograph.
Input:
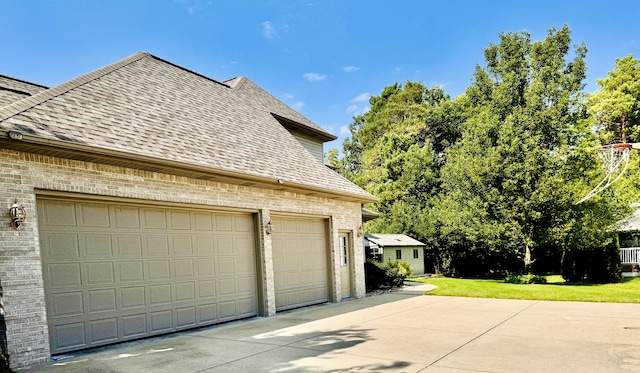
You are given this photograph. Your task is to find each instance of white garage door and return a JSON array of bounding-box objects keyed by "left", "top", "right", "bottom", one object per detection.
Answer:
[
  {"left": 271, "top": 216, "right": 328, "bottom": 311},
  {"left": 38, "top": 196, "right": 258, "bottom": 354}
]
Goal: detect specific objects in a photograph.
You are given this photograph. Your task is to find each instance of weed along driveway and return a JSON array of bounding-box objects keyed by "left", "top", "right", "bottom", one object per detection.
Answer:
[{"left": 28, "top": 287, "right": 640, "bottom": 372}]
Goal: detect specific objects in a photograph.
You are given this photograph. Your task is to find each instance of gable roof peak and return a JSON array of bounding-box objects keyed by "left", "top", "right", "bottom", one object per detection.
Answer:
[{"left": 226, "top": 76, "right": 247, "bottom": 90}]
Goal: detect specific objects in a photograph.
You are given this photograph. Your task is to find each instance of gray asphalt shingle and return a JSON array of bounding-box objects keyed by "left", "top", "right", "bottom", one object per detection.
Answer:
[{"left": 0, "top": 53, "right": 374, "bottom": 202}]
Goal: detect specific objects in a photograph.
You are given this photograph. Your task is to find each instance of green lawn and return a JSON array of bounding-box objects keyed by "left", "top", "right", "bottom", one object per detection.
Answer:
[{"left": 413, "top": 276, "right": 640, "bottom": 303}]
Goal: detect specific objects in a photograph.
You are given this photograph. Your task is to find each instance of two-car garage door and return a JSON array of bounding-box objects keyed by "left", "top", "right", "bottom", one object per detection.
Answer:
[{"left": 38, "top": 197, "right": 258, "bottom": 354}]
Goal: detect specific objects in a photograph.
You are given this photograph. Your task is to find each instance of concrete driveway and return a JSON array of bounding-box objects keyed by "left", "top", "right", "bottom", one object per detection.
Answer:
[{"left": 25, "top": 284, "right": 640, "bottom": 372}]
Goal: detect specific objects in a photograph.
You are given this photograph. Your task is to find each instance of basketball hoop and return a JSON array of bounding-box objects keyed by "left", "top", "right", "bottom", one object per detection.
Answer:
[{"left": 576, "top": 143, "right": 633, "bottom": 204}]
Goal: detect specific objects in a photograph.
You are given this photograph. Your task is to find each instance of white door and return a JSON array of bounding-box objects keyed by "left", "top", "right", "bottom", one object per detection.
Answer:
[{"left": 339, "top": 233, "right": 352, "bottom": 299}]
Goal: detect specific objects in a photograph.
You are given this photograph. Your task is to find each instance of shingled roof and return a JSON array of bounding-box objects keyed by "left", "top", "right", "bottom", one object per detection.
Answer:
[
  {"left": 0, "top": 53, "right": 374, "bottom": 202},
  {"left": 364, "top": 234, "right": 425, "bottom": 247},
  {"left": 0, "top": 74, "right": 48, "bottom": 107}
]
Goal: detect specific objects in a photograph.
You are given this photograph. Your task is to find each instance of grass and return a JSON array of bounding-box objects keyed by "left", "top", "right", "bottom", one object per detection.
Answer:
[{"left": 412, "top": 275, "right": 640, "bottom": 303}]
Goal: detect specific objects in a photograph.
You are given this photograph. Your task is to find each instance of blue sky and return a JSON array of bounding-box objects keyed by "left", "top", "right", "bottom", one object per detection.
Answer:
[{"left": 2, "top": 1, "right": 639, "bottom": 151}]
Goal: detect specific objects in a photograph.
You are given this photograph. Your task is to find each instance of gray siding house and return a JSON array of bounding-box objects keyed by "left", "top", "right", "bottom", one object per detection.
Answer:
[
  {"left": 0, "top": 53, "right": 375, "bottom": 368},
  {"left": 364, "top": 234, "right": 426, "bottom": 275}
]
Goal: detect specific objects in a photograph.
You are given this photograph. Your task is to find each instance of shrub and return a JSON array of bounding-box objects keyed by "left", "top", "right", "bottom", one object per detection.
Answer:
[
  {"left": 562, "top": 232, "right": 621, "bottom": 283},
  {"left": 504, "top": 274, "right": 547, "bottom": 284},
  {"left": 364, "top": 259, "right": 413, "bottom": 292}
]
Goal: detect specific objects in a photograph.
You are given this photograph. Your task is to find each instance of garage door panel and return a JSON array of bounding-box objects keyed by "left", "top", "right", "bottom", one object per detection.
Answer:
[
  {"left": 150, "top": 310, "right": 173, "bottom": 332},
  {"left": 234, "top": 215, "right": 253, "bottom": 232},
  {"left": 217, "top": 257, "right": 236, "bottom": 274},
  {"left": 175, "top": 282, "right": 196, "bottom": 302},
  {"left": 122, "top": 314, "right": 146, "bottom": 338},
  {"left": 237, "top": 255, "right": 255, "bottom": 273},
  {"left": 272, "top": 217, "right": 328, "bottom": 311},
  {"left": 39, "top": 197, "right": 258, "bottom": 354},
  {"left": 237, "top": 297, "right": 257, "bottom": 315},
  {"left": 219, "top": 301, "right": 238, "bottom": 319},
  {"left": 197, "top": 259, "right": 215, "bottom": 277},
  {"left": 171, "top": 236, "right": 193, "bottom": 255},
  {"left": 142, "top": 208, "right": 167, "bottom": 229},
  {"left": 51, "top": 292, "right": 84, "bottom": 317},
  {"left": 215, "top": 215, "right": 233, "bottom": 231},
  {"left": 54, "top": 323, "right": 86, "bottom": 350},
  {"left": 198, "top": 280, "right": 217, "bottom": 298},
  {"left": 146, "top": 235, "right": 169, "bottom": 256},
  {"left": 80, "top": 204, "right": 111, "bottom": 227},
  {"left": 90, "top": 318, "right": 118, "bottom": 344},
  {"left": 169, "top": 211, "right": 191, "bottom": 230},
  {"left": 297, "top": 221, "right": 312, "bottom": 234},
  {"left": 236, "top": 237, "right": 253, "bottom": 254},
  {"left": 218, "top": 278, "right": 237, "bottom": 295},
  {"left": 191, "top": 212, "right": 211, "bottom": 230},
  {"left": 147, "top": 260, "right": 171, "bottom": 280},
  {"left": 114, "top": 207, "right": 140, "bottom": 228},
  {"left": 86, "top": 262, "right": 115, "bottom": 285},
  {"left": 149, "top": 284, "right": 172, "bottom": 305},
  {"left": 195, "top": 237, "right": 214, "bottom": 255},
  {"left": 84, "top": 235, "right": 113, "bottom": 257},
  {"left": 116, "top": 235, "right": 143, "bottom": 257},
  {"left": 237, "top": 276, "right": 256, "bottom": 293},
  {"left": 43, "top": 200, "right": 77, "bottom": 226},
  {"left": 87, "top": 289, "right": 117, "bottom": 313},
  {"left": 45, "top": 234, "right": 80, "bottom": 258},
  {"left": 49, "top": 263, "right": 82, "bottom": 287},
  {"left": 176, "top": 307, "right": 196, "bottom": 328},
  {"left": 282, "top": 219, "right": 298, "bottom": 233},
  {"left": 199, "top": 304, "right": 217, "bottom": 322},
  {"left": 121, "top": 287, "right": 146, "bottom": 309},
  {"left": 217, "top": 237, "right": 234, "bottom": 255},
  {"left": 175, "top": 259, "right": 195, "bottom": 279},
  {"left": 119, "top": 261, "right": 144, "bottom": 283}
]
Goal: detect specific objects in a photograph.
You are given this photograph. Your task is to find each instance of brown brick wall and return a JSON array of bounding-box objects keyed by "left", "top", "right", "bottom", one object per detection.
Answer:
[{"left": 0, "top": 148, "right": 365, "bottom": 369}]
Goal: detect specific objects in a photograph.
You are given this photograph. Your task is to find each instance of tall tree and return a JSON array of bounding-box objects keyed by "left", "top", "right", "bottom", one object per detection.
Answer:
[
  {"left": 438, "top": 25, "right": 590, "bottom": 275},
  {"left": 338, "top": 82, "right": 463, "bottom": 241},
  {"left": 587, "top": 55, "right": 640, "bottom": 143}
]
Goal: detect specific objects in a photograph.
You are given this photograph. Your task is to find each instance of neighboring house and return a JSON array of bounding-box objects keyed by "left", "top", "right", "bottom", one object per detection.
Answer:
[
  {"left": 364, "top": 234, "right": 426, "bottom": 275},
  {"left": 612, "top": 205, "right": 640, "bottom": 277},
  {"left": 0, "top": 53, "right": 375, "bottom": 369}
]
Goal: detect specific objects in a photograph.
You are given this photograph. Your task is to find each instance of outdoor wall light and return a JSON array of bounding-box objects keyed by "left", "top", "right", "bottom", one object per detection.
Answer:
[
  {"left": 9, "top": 201, "right": 26, "bottom": 229},
  {"left": 357, "top": 225, "right": 363, "bottom": 237},
  {"left": 265, "top": 219, "right": 274, "bottom": 235},
  {"left": 8, "top": 131, "right": 23, "bottom": 140}
]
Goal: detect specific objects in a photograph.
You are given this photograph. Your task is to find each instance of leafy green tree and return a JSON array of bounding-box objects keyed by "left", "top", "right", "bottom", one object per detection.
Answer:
[
  {"left": 337, "top": 82, "right": 463, "bottom": 242},
  {"left": 438, "top": 25, "right": 591, "bottom": 275},
  {"left": 587, "top": 55, "right": 640, "bottom": 143}
]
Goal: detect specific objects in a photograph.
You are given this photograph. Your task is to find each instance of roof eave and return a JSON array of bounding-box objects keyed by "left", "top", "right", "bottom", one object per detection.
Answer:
[
  {"left": 271, "top": 113, "right": 337, "bottom": 142},
  {"left": 0, "top": 131, "right": 376, "bottom": 203}
]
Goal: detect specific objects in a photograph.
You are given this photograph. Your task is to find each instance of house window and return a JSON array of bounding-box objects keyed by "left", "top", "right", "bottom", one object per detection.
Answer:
[
  {"left": 413, "top": 249, "right": 419, "bottom": 259},
  {"left": 340, "top": 235, "right": 348, "bottom": 267},
  {"left": 396, "top": 249, "right": 402, "bottom": 260}
]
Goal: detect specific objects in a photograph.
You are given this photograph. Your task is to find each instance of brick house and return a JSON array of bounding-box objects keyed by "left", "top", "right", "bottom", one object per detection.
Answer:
[{"left": 0, "top": 53, "right": 375, "bottom": 368}]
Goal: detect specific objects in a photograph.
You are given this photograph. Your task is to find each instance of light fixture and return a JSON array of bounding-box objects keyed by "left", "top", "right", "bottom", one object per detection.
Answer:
[
  {"left": 277, "top": 179, "right": 284, "bottom": 185},
  {"left": 357, "top": 225, "right": 363, "bottom": 237},
  {"left": 265, "top": 219, "right": 274, "bottom": 235},
  {"left": 9, "top": 201, "right": 26, "bottom": 229},
  {"left": 8, "top": 131, "right": 23, "bottom": 140}
]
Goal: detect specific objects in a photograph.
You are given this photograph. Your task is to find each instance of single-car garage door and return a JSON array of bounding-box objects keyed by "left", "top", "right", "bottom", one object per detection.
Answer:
[
  {"left": 37, "top": 196, "right": 258, "bottom": 354},
  {"left": 271, "top": 216, "right": 328, "bottom": 311}
]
